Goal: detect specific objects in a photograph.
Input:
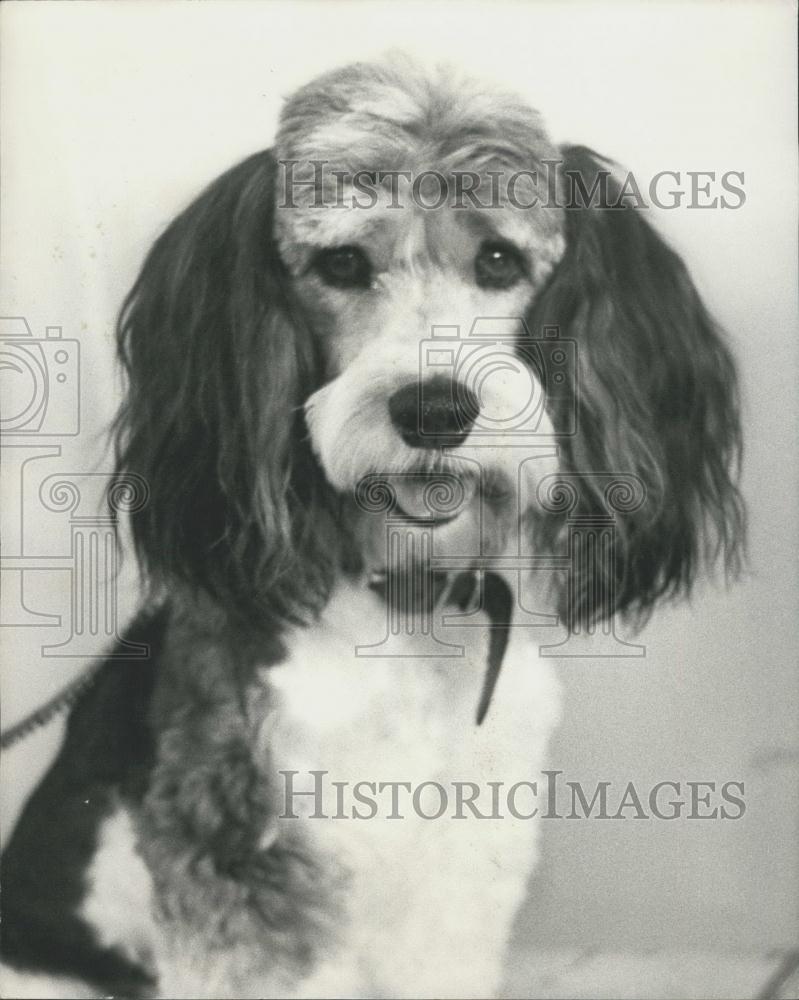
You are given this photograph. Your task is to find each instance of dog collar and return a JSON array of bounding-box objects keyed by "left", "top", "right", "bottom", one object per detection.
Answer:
[{"left": 367, "top": 569, "right": 512, "bottom": 726}]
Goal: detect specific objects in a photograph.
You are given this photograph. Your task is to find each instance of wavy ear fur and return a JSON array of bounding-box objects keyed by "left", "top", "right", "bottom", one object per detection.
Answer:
[
  {"left": 114, "top": 151, "right": 346, "bottom": 628},
  {"left": 529, "top": 145, "right": 745, "bottom": 627}
]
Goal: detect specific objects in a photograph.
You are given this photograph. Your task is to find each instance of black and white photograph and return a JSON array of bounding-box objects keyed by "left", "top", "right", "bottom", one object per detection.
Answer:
[{"left": 0, "top": 2, "right": 797, "bottom": 997}]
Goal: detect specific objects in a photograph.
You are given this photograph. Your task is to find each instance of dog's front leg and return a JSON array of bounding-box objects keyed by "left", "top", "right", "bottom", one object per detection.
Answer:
[{"left": 134, "top": 623, "right": 348, "bottom": 999}]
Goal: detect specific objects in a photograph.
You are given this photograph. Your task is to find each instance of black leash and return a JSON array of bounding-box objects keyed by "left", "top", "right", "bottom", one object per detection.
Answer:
[
  {"left": 0, "top": 662, "right": 102, "bottom": 750},
  {"left": 474, "top": 573, "right": 513, "bottom": 725},
  {"left": 369, "top": 568, "right": 514, "bottom": 725}
]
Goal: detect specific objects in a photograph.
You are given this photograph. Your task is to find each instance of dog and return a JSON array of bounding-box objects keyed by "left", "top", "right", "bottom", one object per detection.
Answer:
[{"left": 1, "top": 56, "right": 744, "bottom": 999}]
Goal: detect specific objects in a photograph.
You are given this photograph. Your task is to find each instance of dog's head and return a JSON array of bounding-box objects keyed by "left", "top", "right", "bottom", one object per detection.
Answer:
[{"left": 114, "top": 57, "right": 744, "bottom": 630}]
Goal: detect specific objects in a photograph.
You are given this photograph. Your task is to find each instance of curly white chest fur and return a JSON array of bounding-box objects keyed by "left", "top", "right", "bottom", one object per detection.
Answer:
[{"left": 258, "top": 580, "right": 561, "bottom": 998}]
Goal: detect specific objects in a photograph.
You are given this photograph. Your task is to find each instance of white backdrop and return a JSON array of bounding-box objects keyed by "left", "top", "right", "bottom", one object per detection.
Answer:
[{"left": 1, "top": 0, "right": 797, "bottom": 959}]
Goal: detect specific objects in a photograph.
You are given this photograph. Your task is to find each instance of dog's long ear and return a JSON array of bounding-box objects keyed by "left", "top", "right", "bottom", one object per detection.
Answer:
[
  {"left": 528, "top": 145, "right": 745, "bottom": 627},
  {"left": 114, "top": 151, "right": 344, "bottom": 627}
]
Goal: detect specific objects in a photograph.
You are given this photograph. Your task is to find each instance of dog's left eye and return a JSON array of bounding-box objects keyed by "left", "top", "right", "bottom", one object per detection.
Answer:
[
  {"left": 474, "top": 242, "right": 526, "bottom": 289},
  {"left": 313, "top": 245, "right": 373, "bottom": 289}
]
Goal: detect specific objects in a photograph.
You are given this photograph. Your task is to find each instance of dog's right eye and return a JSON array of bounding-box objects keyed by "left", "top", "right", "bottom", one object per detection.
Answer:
[
  {"left": 474, "top": 241, "right": 526, "bottom": 290},
  {"left": 313, "top": 246, "right": 373, "bottom": 289}
]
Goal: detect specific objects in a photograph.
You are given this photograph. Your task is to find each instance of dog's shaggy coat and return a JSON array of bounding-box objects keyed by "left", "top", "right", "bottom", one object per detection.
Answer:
[{"left": 1, "top": 58, "right": 743, "bottom": 999}]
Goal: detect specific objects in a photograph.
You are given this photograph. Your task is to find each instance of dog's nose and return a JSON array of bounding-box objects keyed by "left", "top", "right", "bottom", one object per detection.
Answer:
[{"left": 388, "top": 378, "right": 479, "bottom": 448}]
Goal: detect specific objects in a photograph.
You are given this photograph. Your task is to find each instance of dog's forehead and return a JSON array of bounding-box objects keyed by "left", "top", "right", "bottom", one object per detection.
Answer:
[
  {"left": 273, "top": 59, "right": 565, "bottom": 267},
  {"left": 275, "top": 59, "right": 556, "bottom": 163}
]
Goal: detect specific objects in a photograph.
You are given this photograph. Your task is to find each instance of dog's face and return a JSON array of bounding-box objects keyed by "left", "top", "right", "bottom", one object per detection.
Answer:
[
  {"left": 275, "top": 62, "right": 565, "bottom": 535},
  {"left": 114, "top": 57, "right": 743, "bottom": 627}
]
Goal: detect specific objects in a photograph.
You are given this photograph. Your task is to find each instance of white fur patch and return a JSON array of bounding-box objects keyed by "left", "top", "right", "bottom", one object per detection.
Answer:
[
  {"left": 79, "top": 806, "right": 157, "bottom": 968},
  {"left": 256, "top": 579, "right": 561, "bottom": 998}
]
